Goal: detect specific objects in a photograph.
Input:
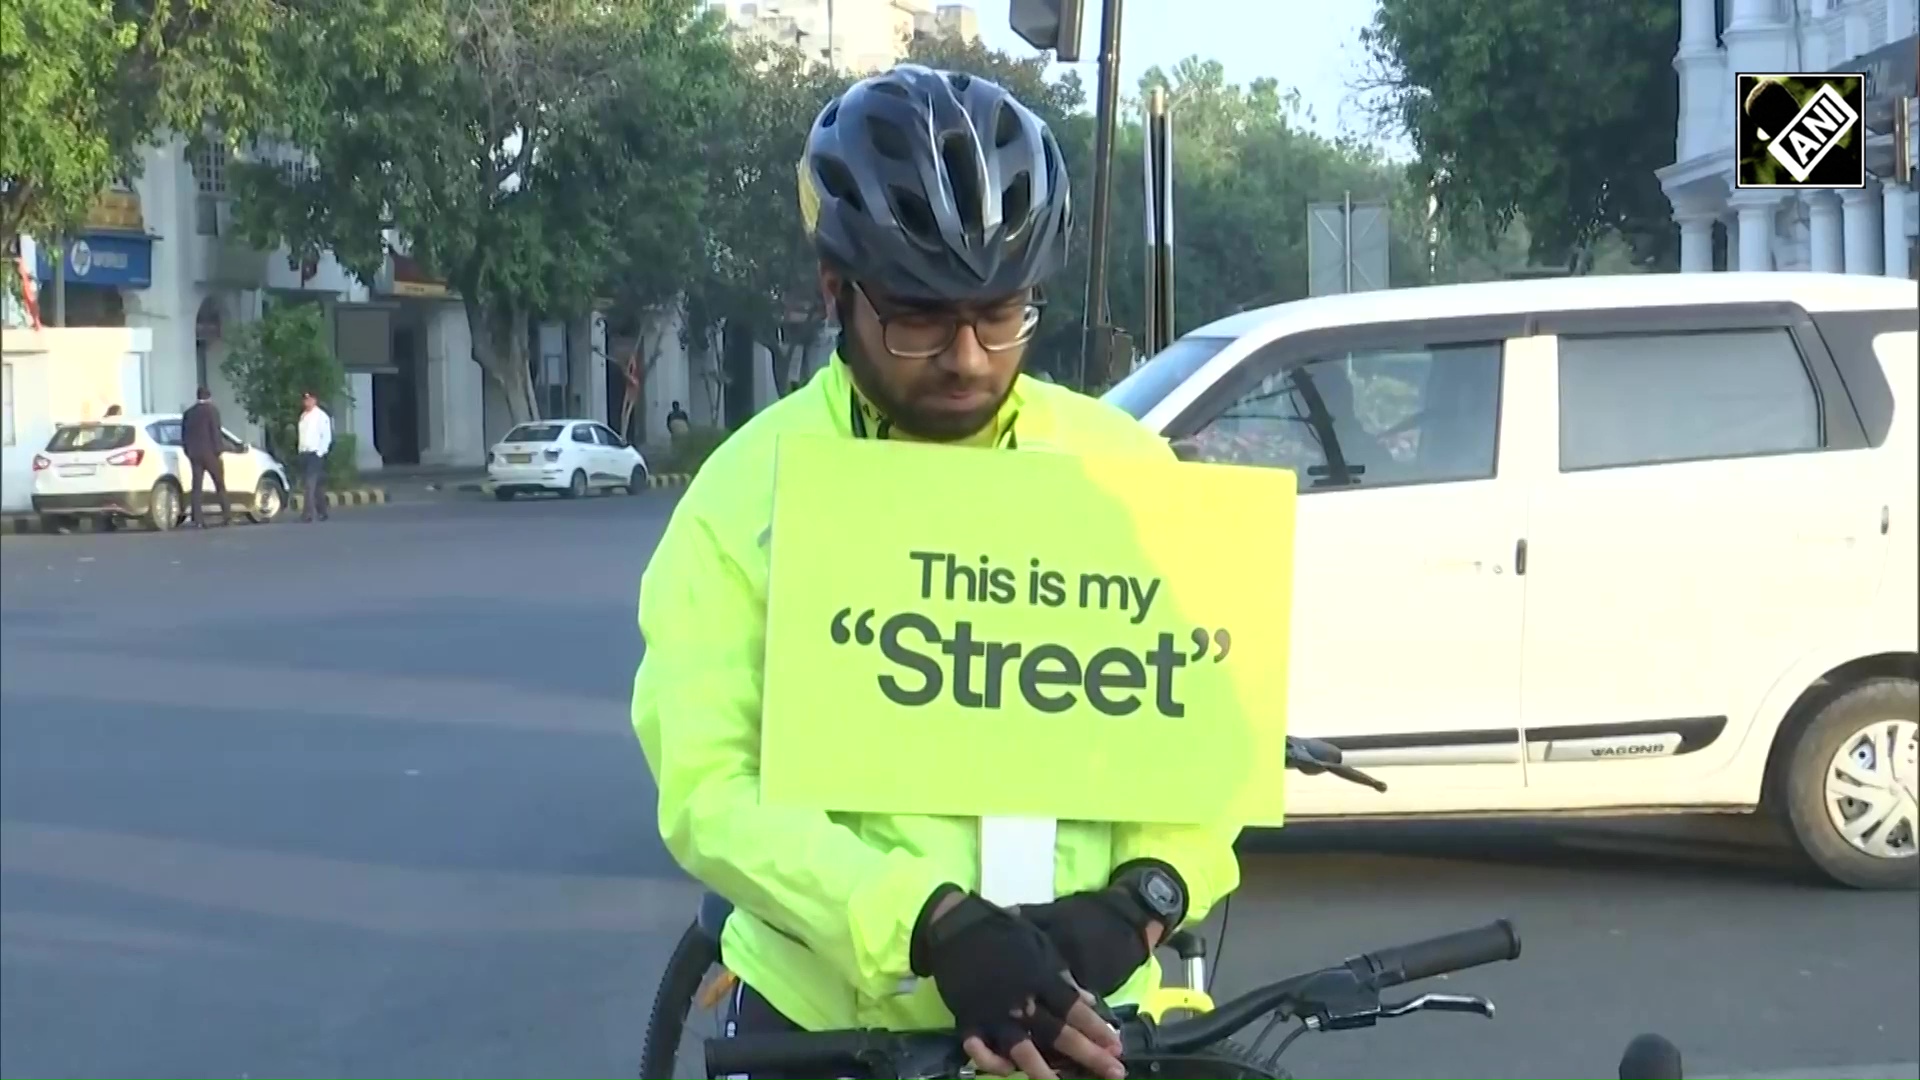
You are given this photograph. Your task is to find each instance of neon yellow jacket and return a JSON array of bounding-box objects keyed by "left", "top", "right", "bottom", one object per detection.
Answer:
[{"left": 632, "top": 356, "right": 1242, "bottom": 1032}]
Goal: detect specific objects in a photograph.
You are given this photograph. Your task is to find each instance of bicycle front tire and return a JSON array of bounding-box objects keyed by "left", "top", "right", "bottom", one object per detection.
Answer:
[{"left": 639, "top": 920, "right": 724, "bottom": 1079}]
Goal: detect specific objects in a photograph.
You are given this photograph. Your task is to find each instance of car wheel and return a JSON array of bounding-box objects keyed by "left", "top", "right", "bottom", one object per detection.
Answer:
[
  {"left": 494, "top": 487, "right": 516, "bottom": 502},
  {"left": 250, "top": 476, "right": 285, "bottom": 524},
  {"left": 628, "top": 464, "right": 649, "bottom": 494},
  {"left": 563, "top": 469, "right": 587, "bottom": 499},
  {"left": 147, "top": 479, "right": 183, "bottom": 532},
  {"left": 1780, "top": 678, "right": 1918, "bottom": 890}
]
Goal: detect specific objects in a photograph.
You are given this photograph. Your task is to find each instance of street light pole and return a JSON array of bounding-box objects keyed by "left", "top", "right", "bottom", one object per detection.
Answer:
[{"left": 1075, "top": 0, "right": 1123, "bottom": 390}]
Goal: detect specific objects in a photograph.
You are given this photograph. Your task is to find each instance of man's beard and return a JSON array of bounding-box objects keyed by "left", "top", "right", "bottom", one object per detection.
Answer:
[{"left": 839, "top": 329, "right": 1017, "bottom": 442}]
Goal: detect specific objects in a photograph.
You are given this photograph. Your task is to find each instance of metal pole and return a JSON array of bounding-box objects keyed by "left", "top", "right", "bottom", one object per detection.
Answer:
[
  {"left": 1152, "top": 87, "right": 1173, "bottom": 351},
  {"left": 1076, "top": 0, "right": 1124, "bottom": 390},
  {"left": 826, "top": 0, "right": 835, "bottom": 68},
  {"left": 1140, "top": 92, "right": 1158, "bottom": 358},
  {"left": 1341, "top": 190, "right": 1352, "bottom": 294},
  {"left": 54, "top": 233, "right": 67, "bottom": 327}
]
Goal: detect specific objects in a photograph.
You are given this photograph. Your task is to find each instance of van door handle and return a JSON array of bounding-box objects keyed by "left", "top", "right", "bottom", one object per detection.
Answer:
[{"left": 1514, "top": 538, "right": 1528, "bottom": 576}]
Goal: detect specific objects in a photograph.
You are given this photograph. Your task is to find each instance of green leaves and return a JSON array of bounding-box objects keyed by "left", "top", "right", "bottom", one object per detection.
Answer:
[
  {"left": 231, "top": 0, "right": 738, "bottom": 421},
  {"left": 0, "top": 0, "right": 284, "bottom": 256},
  {"left": 1360, "top": 0, "right": 1680, "bottom": 268},
  {"left": 219, "top": 298, "right": 348, "bottom": 451}
]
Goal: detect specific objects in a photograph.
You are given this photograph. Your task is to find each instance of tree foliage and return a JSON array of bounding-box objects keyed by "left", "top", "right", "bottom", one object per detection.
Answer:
[
  {"left": 1359, "top": 0, "right": 1680, "bottom": 269},
  {"left": 0, "top": 0, "right": 283, "bottom": 260},
  {"left": 220, "top": 298, "right": 349, "bottom": 456},
  {"left": 232, "top": 0, "right": 735, "bottom": 423}
]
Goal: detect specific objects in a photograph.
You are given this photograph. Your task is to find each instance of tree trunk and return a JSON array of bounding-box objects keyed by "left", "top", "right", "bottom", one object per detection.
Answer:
[{"left": 466, "top": 299, "right": 539, "bottom": 425}]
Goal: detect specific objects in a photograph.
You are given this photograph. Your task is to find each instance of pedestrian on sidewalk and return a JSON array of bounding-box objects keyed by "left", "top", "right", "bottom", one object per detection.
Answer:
[
  {"left": 182, "top": 387, "right": 233, "bottom": 527},
  {"left": 297, "top": 390, "right": 334, "bottom": 523},
  {"left": 666, "top": 400, "right": 691, "bottom": 436}
]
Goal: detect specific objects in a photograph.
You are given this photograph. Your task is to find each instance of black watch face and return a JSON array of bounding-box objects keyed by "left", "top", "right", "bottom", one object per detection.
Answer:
[{"left": 1142, "top": 871, "right": 1181, "bottom": 918}]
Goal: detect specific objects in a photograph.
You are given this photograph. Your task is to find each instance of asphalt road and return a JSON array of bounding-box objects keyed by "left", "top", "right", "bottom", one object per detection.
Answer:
[{"left": 1, "top": 494, "right": 1914, "bottom": 1080}]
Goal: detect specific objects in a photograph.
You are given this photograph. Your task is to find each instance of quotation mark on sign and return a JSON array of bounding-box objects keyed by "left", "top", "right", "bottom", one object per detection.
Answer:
[
  {"left": 1190, "top": 627, "right": 1233, "bottom": 662},
  {"left": 830, "top": 608, "right": 879, "bottom": 646}
]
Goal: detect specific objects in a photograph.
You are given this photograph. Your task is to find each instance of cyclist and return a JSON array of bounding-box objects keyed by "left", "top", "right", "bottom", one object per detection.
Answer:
[{"left": 632, "top": 64, "right": 1241, "bottom": 1080}]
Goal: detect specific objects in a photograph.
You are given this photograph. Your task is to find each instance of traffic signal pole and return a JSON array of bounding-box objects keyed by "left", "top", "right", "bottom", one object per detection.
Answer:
[{"left": 1075, "top": 0, "right": 1124, "bottom": 390}]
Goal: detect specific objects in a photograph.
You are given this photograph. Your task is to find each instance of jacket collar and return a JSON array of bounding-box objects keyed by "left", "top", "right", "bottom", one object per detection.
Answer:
[{"left": 820, "top": 353, "right": 1028, "bottom": 449}]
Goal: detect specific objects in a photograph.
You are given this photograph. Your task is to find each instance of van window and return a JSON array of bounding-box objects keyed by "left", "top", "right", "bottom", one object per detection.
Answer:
[
  {"left": 47, "top": 424, "right": 136, "bottom": 452},
  {"left": 1179, "top": 341, "right": 1503, "bottom": 492},
  {"left": 1102, "top": 336, "right": 1236, "bottom": 420},
  {"left": 1558, "top": 329, "right": 1821, "bottom": 471}
]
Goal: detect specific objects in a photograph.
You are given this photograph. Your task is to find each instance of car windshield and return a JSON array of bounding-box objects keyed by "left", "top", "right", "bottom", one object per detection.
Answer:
[
  {"left": 503, "top": 423, "right": 565, "bottom": 443},
  {"left": 46, "top": 424, "right": 136, "bottom": 452},
  {"left": 1101, "top": 336, "right": 1236, "bottom": 420}
]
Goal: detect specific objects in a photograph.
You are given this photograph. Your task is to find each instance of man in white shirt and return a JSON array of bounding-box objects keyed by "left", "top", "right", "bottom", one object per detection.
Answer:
[{"left": 297, "top": 390, "right": 334, "bottom": 523}]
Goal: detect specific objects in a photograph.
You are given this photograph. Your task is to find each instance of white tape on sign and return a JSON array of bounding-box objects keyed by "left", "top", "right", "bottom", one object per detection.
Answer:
[{"left": 980, "top": 815, "right": 1057, "bottom": 907}]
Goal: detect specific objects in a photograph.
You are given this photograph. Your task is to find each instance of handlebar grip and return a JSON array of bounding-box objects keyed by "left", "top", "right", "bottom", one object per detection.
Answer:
[
  {"left": 1359, "top": 919, "right": 1521, "bottom": 988},
  {"left": 704, "top": 1032, "right": 869, "bottom": 1078}
]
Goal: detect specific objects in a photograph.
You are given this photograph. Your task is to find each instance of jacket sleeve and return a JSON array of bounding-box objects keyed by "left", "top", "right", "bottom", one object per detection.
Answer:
[
  {"left": 632, "top": 500, "right": 949, "bottom": 998},
  {"left": 1111, "top": 821, "right": 1242, "bottom": 926}
]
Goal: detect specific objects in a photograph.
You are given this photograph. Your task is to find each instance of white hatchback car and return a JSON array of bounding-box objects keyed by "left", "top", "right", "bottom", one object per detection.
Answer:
[
  {"left": 1107, "top": 272, "right": 1918, "bottom": 890},
  {"left": 487, "top": 419, "right": 649, "bottom": 500},
  {"left": 31, "top": 413, "right": 292, "bottom": 531}
]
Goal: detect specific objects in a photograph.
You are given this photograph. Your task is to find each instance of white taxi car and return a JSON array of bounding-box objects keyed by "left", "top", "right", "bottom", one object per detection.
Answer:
[
  {"left": 31, "top": 413, "right": 292, "bottom": 531},
  {"left": 488, "top": 419, "right": 650, "bottom": 500},
  {"left": 1107, "top": 272, "right": 1918, "bottom": 890}
]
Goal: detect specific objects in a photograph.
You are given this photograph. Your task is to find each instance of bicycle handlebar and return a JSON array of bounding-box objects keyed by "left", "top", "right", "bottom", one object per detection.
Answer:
[{"left": 702, "top": 920, "right": 1521, "bottom": 1078}]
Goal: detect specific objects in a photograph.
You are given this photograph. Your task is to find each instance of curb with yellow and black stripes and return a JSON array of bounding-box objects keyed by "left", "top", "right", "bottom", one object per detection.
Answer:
[
  {"left": 451, "top": 472, "right": 692, "bottom": 494},
  {"left": 1, "top": 487, "right": 390, "bottom": 536},
  {"left": 289, "top": 488, "right": 391, "bottom": 513}
]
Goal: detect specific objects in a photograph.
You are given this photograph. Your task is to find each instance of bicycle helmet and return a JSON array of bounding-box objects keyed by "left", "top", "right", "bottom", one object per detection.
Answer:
[{"left": 799, "top": 64, "right": 1072, "bottom": 303}]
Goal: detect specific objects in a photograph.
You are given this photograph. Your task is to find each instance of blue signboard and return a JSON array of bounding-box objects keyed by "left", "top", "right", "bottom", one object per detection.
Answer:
[{"left": 34, "top": 232, "right": 154, "bottom": 290}]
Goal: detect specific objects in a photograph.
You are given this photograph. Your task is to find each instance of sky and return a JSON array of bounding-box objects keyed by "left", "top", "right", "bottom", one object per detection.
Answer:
[{"left": 968, "top": 0, "right": 1402, "bottom": 152}]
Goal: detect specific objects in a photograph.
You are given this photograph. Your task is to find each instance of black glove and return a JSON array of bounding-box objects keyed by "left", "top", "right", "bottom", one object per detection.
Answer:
[
  {"left": 1020, "top": 888, "right": 1152, "bottom": 998},
  {"left": 911, "top": 886, "right": 1085, "bottom": 1056}
]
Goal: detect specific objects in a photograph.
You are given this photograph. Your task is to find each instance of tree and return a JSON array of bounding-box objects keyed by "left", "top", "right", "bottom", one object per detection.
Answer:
[
  {"left": 684, "top": 41, "right": 852, "bottom": 394},
  {"left": 0, "top": 0, "right": 283, "bottom": 267},
  {"left": 232, "top": 0, "right": 735, "bottom": 424},
  {"left": 220, "top": 298, "right": 348, "bottom": 457},
  {"left": 1358, "top": 0, "right": 1680, "bottom": 269}
]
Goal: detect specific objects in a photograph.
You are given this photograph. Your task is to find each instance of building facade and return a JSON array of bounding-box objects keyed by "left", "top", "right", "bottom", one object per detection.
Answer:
[
  {"left": 1661, "top": 0, "right": 1919, "bottom": 277},
  {"left": 714, "top": 0, "right": 979, "bottom": 71},
  {"left": 8, "top": 137, "right": 733, "bottom": 470}
]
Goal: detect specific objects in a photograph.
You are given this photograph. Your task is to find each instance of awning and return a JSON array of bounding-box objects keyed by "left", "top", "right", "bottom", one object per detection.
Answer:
[{"left": 33, "top": 232, "right": 154, "bottom": 290}]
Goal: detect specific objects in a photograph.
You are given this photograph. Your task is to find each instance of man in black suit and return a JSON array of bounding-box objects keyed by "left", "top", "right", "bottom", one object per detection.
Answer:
[{"left": 181, "top": 386, "right": 232, "bottom": 527}]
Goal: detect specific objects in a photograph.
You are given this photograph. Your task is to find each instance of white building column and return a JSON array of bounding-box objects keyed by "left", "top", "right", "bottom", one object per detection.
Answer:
[
  {"left": 345, "top": 370, "right": 384, "bottom": 472},
  {"left": 1677, "top": 211, "right": 1717, "bottom": 272},
  {"left": 1679, "top": 0, "right": 1718, "bottom": 48},
  {"left": 1883, "top": 182, "right": 1912, "bottom": 279},
  {"left": 1842, "top": 182, "right": 1884, "bottom": 275},
  {"left": 1806, "top": 191, "right": 1844, "bottom": 273},
  {"left": 1732, "top": 192, "right": 1781, "bottom": 271}
]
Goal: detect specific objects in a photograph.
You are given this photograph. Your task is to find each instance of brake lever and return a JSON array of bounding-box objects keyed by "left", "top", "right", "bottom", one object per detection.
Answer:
[
  {"left": 1379, "top": 993, "right": 1495, "bottom": 1020},
  {"left": 1325, "top": 760, "right": 1388, "bottom": 792}
]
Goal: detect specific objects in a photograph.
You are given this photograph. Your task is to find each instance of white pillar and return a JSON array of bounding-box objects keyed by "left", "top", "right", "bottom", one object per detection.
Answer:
[
  {"left": 345, "top": 370, "right": 384, "bottom": 473},
  {"left": 1680, "top": 0, "right": 1719, "bottom": 48},
  {"left": 1883, "top": 182, "right": 1912, "bottom": 279},
  {"left": 1807, "top": 192, "right": 1844, "bottom": 273},
  {"left": 1735, "top": 195, "right": 1778, "bottom": 271},
  {"left": 1677, "top": 212, "right": 1716, "bottom": 272},
  {"left": 1842, "top": 183, "right": 1884, "bottom": 275},
  {"left": 1890, "top": 0, "right": 1917, "bottom": 42}
]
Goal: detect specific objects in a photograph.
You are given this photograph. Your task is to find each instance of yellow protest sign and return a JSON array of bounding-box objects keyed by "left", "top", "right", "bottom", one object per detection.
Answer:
[{"left": 760, "top": 435, "right": 1297, "bottom": 826}]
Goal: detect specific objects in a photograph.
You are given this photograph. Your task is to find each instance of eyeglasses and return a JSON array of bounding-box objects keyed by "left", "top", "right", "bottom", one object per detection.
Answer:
[{"left": 857, "top": 284, "right": 1044, "bottom": 360}]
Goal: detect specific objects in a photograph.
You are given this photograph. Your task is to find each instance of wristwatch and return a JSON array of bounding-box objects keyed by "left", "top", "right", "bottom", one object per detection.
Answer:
[{"left": 1116, "top": 863, "right": 1187, "bottom": 932}]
